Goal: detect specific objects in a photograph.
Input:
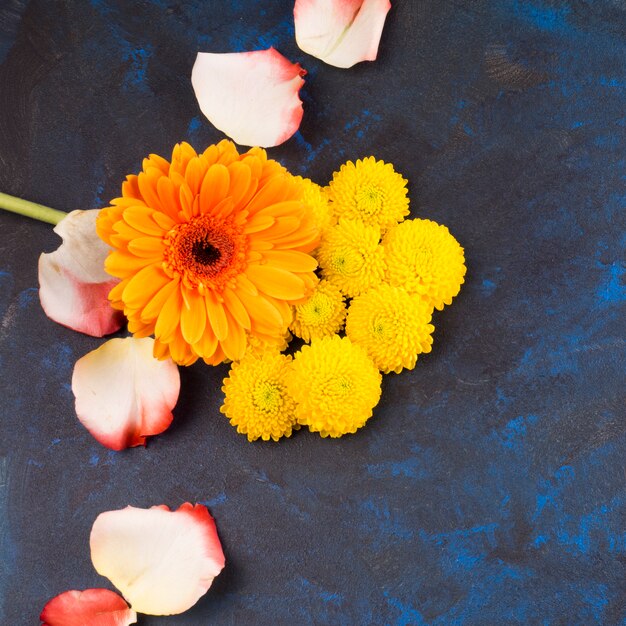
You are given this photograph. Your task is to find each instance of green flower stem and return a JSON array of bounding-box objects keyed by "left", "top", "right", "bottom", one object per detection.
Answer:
[{"left": 0, "top": 192, "right": 66, "bottom": 225}]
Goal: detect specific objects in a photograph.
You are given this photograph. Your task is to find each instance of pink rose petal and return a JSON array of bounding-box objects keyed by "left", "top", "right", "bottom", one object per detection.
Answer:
[
  {"left": 40, "top": 588, "right": 137, "bottom": 626},
  {"left": 90, "top": 503, "right": 226, "bottom": 616},
  {"left": 71, "top": 337, "right": 180, "bottom": 450},
  {"left": 294, "top": 0, "right": 391, "bottom": 68},
  {"left": 38, "top": 209, "right": 124, "bottom": 337},
  {"left": 191, "top": 47, "right": 306, "bottom": 147}
]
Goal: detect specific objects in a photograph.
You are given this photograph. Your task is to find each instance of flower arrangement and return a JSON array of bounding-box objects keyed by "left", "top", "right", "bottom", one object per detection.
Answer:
[{"left": 0, "top": 0, "right": 471, "bottom": 621}]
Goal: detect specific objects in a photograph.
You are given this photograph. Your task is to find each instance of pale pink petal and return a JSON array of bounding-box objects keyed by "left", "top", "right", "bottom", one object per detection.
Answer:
[
  {"left": 40, "top": 588, "right": 137, "bottom": 626},
  {"left": 71, "top": 337, "right": 180, "bottom": 450},
  {"left": 38, "top": 209, "right": 124, "bottom": 336},
  {"left": 294, "top": 0, "right": 391, "bottom": 68},
  {"left": 191, "top": 47, "right": 306, "bottom": 147},
  {"left": 90, "top": 503, "right": 226, "bottom": 616}
]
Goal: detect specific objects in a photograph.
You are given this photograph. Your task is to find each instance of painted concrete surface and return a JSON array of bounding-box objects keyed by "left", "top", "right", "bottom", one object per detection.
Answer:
[{"left": 0, "top": 1, "right": 625, "bottom": 624}]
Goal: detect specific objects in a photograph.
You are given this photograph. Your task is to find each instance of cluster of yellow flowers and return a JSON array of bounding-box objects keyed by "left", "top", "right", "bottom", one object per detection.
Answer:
[{"left": 221, "top": 156, "right": 466, "bottom": 441}]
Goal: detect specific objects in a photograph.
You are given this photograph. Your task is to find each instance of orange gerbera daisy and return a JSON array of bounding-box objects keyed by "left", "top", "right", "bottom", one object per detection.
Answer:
[{"left": 97, "top": 140, "right": 320, "bottom": 366}]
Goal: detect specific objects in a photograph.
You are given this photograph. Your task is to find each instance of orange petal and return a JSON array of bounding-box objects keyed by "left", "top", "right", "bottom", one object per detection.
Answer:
[
  {"left": 106, "top": 252, "right": 156, "bottom": 277},
  {"left": 154, "top": 284, "right": 183, "bottom": 342},
  {"left": 245, "top": 174, "right": 293, "bottom": 214},
  {"left": 254, "top": 200, "right": 304, "bottom": 220},
  {"left": 243, "top": 213, "right": 275, "bottom": 234},
  {"left": 185, "top": 157, "right": 208, "bottom": 197},
  {"left": 122, "top": 175, "right": 143, "bottom": 200},
  {"left": 246, "top": 264, "right": 306, "bottom": 300},
  {"left": 222, "top": 287, "right": 251, "bottom": 330},
  {"left": 258, "top": 216, "right": 301, "bottom": 240},
  {"left": 127, "top": 236, "right": 165, "bottom": 258},
  {"left": 168, "top": 328, "right": 199, "bottom": 366},
  {"left": 179, "top": 182, "right": 195, "bottom": 220},
  {"left": 180, "top": 288, "right": 207, "bottom": 345},
  {"left": 156, "top": 175, "right": 182, "bottom": 220},
  {"left": 227, "top": 161, "right": 254, "bottom": 209},
  {"left": 141, "top": 276, "right": 180, "bottom": 321},
  {"left": 236, "top": 289, "right": 284, "bottom": 333},
  {"left": 151, "top": 211, "right": 176, "bottom": 231},
  {"left": 123, "top": 264, "right": 170, "bottom": 310},
  {"left": 205, "top": 291, "right": 229, "bottom": 341},
  {"left": 261, "top": 250, "right": 317, "bottom": 272},
  {"left": 192, "top": 325, "right": 218, "bottom": 360},
  {"left": 123, "top": 206, "right": 166, "bottom": 237},
  {"left": 199, "top": 164, "right": 230, "bottom": 213},
  {"left": 137, "top": 169, "right": 165, "bottom": 213},
  {"left": 144, "top": 152, "right": 170, "bottom": 174},
  {"left": 220, "top": 310, "right": 246, "bottom": 361}
]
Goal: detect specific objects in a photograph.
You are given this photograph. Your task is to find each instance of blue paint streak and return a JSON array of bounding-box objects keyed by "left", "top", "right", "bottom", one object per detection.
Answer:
[{"left": 596, "top": 261, "right": 625, "bottom": 304}]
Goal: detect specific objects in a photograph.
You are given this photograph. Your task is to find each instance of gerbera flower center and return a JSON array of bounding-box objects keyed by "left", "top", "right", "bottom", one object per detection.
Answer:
[
  {"left": 355, "top": 185, "right": 383, "bottom": 216},
  {"left": 252, "top": 381, "right": 283, "bottom": 415},
  {"left": 164, "top": 215, "right": 247, "bottom": 289}
]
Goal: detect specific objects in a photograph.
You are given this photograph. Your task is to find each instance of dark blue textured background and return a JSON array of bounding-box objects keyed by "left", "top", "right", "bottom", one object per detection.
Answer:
[{"left": 1, "top": 1, "right": 625, "bottom": 624}]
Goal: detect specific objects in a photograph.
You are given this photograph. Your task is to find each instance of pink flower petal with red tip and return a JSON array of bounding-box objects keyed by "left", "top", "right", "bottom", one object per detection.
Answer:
[
  {"left": 191, "top": 47, "right": 306, "bottom": 147},
  {"left": 90, "top": 503, "right": 225, "bottom": 616},
  {"left": 72, "top": 337, "right": 180, "bottom": 450},
  {"left": 40, "top": 588, "right": 137, "bottom": 626},
  {"left": 294, "top": 0, "right": 391, "bottom": 68},
  {"left": 38, "top": 209, "right": 124, "bottom": 337}
]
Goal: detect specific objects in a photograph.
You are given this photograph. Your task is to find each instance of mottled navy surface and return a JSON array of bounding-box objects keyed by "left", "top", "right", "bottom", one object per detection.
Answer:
[{"left": 0, "top": 1, "right": 625, "bottom": 624}]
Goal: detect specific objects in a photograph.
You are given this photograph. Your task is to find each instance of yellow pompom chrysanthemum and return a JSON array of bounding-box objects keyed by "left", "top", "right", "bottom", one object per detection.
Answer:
[
  {"left": 220, "top": 352, "right": 298, "bottom": 442},
  {"left": 316, "top": 219, "right": 386, "bottom": 297},
  {"left": 290, "top": 280, "right": 346, "bottom": 342},
  {"left": 346, "top": 285, "right": 435, "bottom": 374},
  {"left": 287, "top": 336, "right": 382, "bottom": 438},
  {"left": 295, "top": 176, "right": 335, "bottom": 238},
  {"left": 383, "top": 218, "right": 466, "bottom": 310},
  {"left": 327, "top": 157, "right": 409, "bottom": 231}
]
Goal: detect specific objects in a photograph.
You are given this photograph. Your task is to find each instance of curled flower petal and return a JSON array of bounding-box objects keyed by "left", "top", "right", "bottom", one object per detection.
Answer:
[
  {"left": 90, "top": 503, "right": 225, "bottom": 616},
  {"left": 71, "top": 337, "right": 180, "bottom": 450},
  {"left": 191, "top": 47, "right": 306, "bottom": 147},
  {"left": 40, "top": 589, "right": 137, "bottom": 626},
  {"left": 294, "top": 0, "right": 391, "bottom": 68},
  {"left": 38, "top": 209, "right": 124, "bottom": 336}
]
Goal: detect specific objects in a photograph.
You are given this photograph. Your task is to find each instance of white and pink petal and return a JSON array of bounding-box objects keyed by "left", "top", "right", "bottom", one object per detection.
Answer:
[
  {"left": 71, "top": 337, "right": 180, "bottom": 450},
  {"left": 40, "top": 588, "right": 137, "bottom": 626},
  {"left": 191, "top": 47, "right": 306, "bottom": 148},
  {"left": 38, "top": 209, "right": 124, "bottom": 337},
  {"left": 294, "top": 0, "right": 391, "bottom": 68},
  {"left": 90, "top": 503, "right": 225, "bottom": 616}
]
